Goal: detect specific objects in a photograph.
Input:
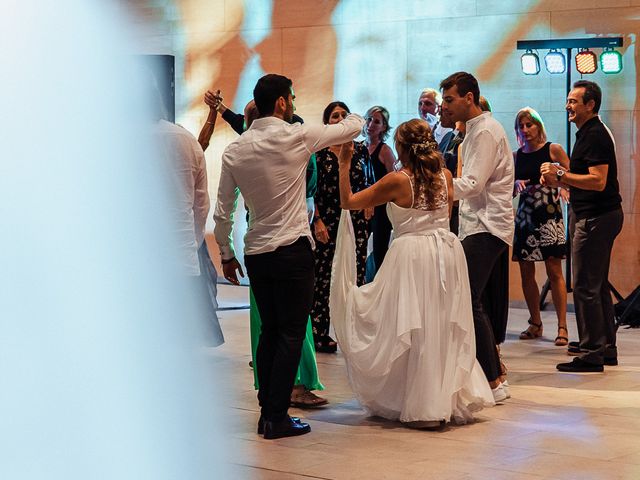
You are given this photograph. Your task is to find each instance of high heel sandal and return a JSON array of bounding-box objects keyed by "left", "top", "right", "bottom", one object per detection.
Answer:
[
  {"left": 519, "top": 319, "right": 543, "bottom": 340},
  {"left": 554, "top": 326, "right": 569, "bottom": 346},
  {"left": 290, "top": 389, "right": 329, "bottom": 408}
]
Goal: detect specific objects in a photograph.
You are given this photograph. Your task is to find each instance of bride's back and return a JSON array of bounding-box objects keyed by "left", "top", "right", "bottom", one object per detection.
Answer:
[
  {"left": 388, "top": 118, "right": 450, "bottom": 234},
  {"left": 387, "top": 170, "right": 450, "bottom": 236}
]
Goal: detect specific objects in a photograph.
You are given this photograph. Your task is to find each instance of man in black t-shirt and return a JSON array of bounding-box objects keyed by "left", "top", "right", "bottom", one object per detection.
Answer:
[{"left": 541, "top": 80, "right": 623, "bottom": 373}]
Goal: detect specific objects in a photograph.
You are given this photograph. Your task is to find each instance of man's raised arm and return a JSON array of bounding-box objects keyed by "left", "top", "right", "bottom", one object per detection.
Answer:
[{"left": 302, "top": 114, "right": 365, "bottom": 154}]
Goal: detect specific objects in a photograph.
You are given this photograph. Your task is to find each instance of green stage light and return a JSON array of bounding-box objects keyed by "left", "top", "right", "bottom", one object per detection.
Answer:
[
  {"left": 521, "top": 50, "right": 540, "bottom": 75},
  {"left": 576, "top": 49, "right": 597, "bottom": 74},
  {"left": 600, "top": 48, "right": 623, "bottom": 74}
]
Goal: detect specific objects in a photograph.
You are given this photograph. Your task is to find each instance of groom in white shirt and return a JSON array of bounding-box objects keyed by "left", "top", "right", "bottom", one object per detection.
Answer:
[
  {"left": 214, "top": 74, "right": 364, "bottom": 439},
  {"left": 440, "top": 72, "right": 514, "bottom": 400}
]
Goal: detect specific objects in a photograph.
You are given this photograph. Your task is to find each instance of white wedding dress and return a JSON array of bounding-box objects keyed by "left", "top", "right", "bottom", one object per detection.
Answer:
[{"left": 330, "top": 171, "right": 494, "bottom": 424}]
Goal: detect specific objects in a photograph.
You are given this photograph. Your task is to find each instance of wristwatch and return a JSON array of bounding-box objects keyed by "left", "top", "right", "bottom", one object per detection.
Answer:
[{"left": 556, "top": 169, "right": 565, "bottom": 182}]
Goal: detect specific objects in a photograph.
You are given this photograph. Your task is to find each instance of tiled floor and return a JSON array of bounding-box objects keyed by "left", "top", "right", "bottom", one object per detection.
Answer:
[{"left": 212, "top": 284, "right": 640, "bottom": 480}]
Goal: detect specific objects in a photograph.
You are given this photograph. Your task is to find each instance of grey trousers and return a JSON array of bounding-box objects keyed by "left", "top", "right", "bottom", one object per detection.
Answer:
[{"left": 571, "top": 207, "right": 624, "bottom": 365}]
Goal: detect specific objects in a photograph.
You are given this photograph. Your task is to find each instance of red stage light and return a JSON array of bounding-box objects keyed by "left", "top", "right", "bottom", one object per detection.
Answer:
[{"left": 575, "top": 50, "right": 598, "bottom": 74}]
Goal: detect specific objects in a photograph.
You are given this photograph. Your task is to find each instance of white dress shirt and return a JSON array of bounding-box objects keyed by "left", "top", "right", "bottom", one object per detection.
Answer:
[
  {"left": 432, "top": 121, "right": 453, "bottom": 145},
  {"left": 214, "top": 114, "right": 365, "bottom": 260},
  {"left": 154, "top": 120, "right": 209, "bottom": 275},
  {"left": 453, "top": 112, "right": 514, "bottom": 246}
]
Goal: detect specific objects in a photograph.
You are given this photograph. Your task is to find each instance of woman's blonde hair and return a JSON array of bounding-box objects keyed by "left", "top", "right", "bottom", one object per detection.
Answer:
[
  {"left": 394, "top": 119, "right": 444, "bottom": 206},
  {"left": 514, "top": 107, "right": 547, "bottom": 147},
  {"left": 364, "top": 105, "right": 391, "bottom": 141}
]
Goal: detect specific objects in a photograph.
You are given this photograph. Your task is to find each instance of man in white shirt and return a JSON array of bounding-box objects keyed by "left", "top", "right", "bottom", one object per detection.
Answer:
[
  {"left": 152, "top": 115, "right": 225, "bottom": 346},
  {"left": 154, "top": 119, "right": 210, "bottom": 276},
  {"left": 214, "top": 74, "right": 364, "bottom": 439},
  {"left": 440, "top": 72, "right": 514, "bottom": 400}
]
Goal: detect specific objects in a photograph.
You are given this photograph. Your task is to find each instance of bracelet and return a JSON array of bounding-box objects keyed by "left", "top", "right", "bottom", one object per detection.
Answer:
[{"left": 221, "top": 257, "right": 235, "bottom": 264}]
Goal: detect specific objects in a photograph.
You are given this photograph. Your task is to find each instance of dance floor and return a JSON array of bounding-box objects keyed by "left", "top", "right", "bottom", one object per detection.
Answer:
[{"left": 211, "top": 284, "right": 640, "bottom": 480}]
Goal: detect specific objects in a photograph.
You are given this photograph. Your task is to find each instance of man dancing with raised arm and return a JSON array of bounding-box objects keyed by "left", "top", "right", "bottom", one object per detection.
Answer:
[{"left": 214, "top": 74, "right": 364, "bottom": 439}]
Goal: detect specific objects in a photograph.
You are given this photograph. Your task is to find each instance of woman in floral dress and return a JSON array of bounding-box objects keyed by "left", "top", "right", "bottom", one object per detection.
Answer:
[
  {"left": 311, "top": 101, "right": 373, "bottom": 353},
  {"left": 513, "top": 107, "right": 570, "bottom": 346}
]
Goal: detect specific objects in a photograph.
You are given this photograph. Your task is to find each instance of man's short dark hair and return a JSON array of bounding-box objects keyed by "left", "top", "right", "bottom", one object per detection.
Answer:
[
  {"left": 573, "top": 80, "right": 602, "bottom": 113},
  {"left": 253, "top": 74, "right": 293, "bottom": 117},
  {"left": 440, "top": 72, "right": 480, "bottom": 106}
]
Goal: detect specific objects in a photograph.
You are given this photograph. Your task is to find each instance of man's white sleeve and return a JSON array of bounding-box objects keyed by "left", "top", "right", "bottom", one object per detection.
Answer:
[
  {"left": 193, "top": 142, "right": 210, "bottom": 246},
  {"left": 213, "top": 152, "right": 239, "bottom": 261},
  {"left": 302, "top": 114, "right": 365, "bottom": 154},
  {"left": 453, "top": 129, "right": 498, "bottom": 201}
]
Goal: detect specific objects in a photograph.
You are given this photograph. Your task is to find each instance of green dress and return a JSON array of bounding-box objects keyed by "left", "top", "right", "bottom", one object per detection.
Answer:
[{"left": 250, "top": 288, "right": 324, "bottom": 390}]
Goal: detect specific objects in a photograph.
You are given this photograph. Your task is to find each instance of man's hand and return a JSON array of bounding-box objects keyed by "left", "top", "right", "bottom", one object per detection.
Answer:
[
  {"left": 222, "top": 257, "right": 244, "bottom": 285},
  {"left": 540, "top": 162, "right": 561, "bottom": 188},
  {"left": 204, "top": 89, "right": 225, "bottom": 113}
]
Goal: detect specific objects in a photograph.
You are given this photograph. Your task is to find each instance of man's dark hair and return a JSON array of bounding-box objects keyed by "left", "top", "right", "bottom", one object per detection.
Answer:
[
  {"left": 573, "top": 80, "right": 602, "bottom": 113},
  {"left": 253, "top": 74, "right": 293, "bottom": 117},
  {"left": 322, "top": 101, "right": 350, "bottom": 124},
  {"left": 440, "top": 72, "right": 480, "bottom": 106}
]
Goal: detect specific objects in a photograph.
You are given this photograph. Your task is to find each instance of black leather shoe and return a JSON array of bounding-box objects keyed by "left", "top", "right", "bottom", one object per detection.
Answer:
[
  {"left": 569, "top": 341, "right": 580, "bottom": 348},
  {"left": 604, "top": 357, "right": 618, "bottom": 366},
  {"left": 557, "top": 357, "right": 604, "bottom": 372},
  {"left": 257, "top": 416, "right": 302, "bottom": 435},
  {"left": 263, "top": 416, "right": 311, "bottom": 439},
  {"left": 567, "top": 345, "right": 585, "bottom": 356}
]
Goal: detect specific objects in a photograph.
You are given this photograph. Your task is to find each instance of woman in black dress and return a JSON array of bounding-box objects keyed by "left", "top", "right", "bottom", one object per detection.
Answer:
[
  {"left": 513, "top": 107, "right": 570, "bottom": 346},
  {"left": 311, "top": 101, "right": 373, "bottom": 353},
  {"left": 363, "top": 106, "right": 397, "bottom": 277}
]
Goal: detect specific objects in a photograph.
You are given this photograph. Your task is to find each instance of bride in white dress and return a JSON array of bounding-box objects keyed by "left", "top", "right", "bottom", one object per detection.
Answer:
[{"left": 330, "top": 119, "right": 494, "bottom": 428}]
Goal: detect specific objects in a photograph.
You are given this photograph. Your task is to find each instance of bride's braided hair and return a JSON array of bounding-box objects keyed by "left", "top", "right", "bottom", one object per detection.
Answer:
[{"left": 394, "top": 119, "right": 444, "bottom": 206}]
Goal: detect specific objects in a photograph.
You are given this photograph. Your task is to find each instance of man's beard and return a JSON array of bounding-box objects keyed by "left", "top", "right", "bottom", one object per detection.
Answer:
[{"left": 283, "top": 104, "right": 294, "bottom": 123}]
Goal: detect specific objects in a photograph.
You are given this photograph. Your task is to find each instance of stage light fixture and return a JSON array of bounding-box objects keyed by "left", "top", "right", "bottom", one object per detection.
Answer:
[
  {"left": 521, "top": 50, "right": 540, "bottom": 75},
  {"left": 544, "top": 49, "right": 566, "bottom": 74},
  {"left": 575, "top": 49, "right": 597, "bottom": 74},
  {"left": 600, "top": 48, "right": 623, "bottom": 74}
]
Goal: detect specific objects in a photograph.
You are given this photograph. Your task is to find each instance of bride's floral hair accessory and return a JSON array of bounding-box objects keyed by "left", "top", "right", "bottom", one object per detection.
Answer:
[{"left": 410, "top": 132, "right": 438, "bottom": 155}]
